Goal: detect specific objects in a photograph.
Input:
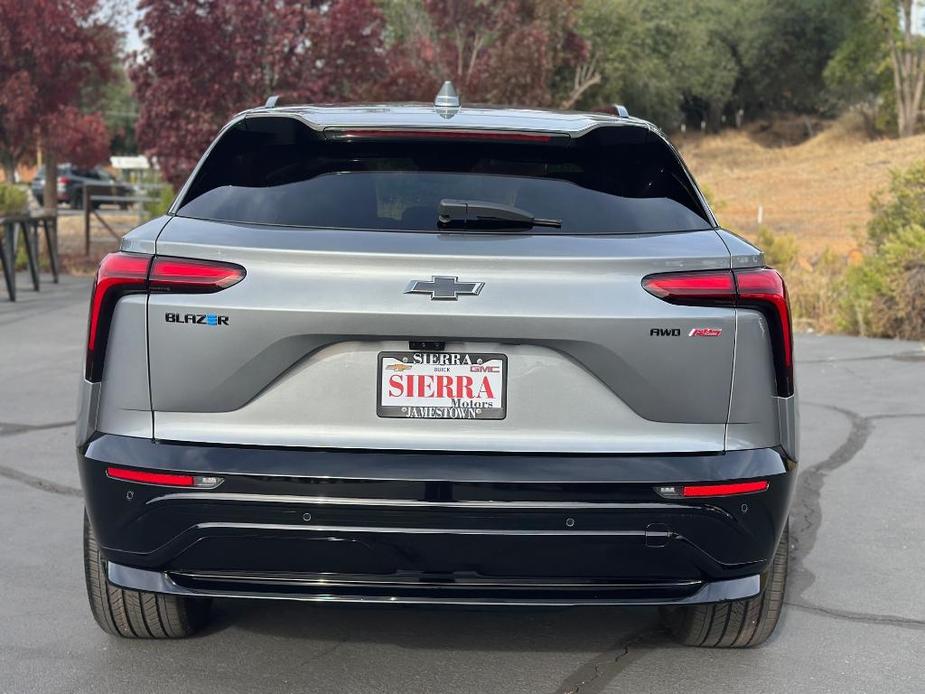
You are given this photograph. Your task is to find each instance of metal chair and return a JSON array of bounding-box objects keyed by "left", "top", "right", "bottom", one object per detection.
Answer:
[{"left": 0, "top": 214, "right": 59, "bottom": 301}]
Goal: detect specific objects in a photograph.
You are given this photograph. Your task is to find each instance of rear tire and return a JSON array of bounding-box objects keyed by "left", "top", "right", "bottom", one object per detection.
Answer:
[
  {"left": 83, "top": 511, "right": 211, "bottom": 638},
  {"left": 660, "top": 521, "right": 789, "bottom": 648}
]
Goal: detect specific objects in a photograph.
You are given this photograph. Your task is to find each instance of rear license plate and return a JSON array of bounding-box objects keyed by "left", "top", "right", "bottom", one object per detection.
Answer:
[{"left": 377, "top": 351, "right": 507, "bottom": 420}]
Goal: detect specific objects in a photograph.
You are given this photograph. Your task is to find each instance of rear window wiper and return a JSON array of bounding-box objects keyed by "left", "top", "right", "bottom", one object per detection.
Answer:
[{"left": 438, "top": 199, "right": 562, "bottom": 230}]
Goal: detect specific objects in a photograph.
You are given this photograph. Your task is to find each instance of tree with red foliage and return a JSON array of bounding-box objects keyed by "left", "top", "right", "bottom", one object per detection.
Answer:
[
  {"left": 0, "top": 0, "right": 114, "bottom": 203},
  {"left": 131, "top": 0, "right": 399, "bottom": 188},
  {"left": 45, "top": 108, "right": 112, "bottom": 169}
]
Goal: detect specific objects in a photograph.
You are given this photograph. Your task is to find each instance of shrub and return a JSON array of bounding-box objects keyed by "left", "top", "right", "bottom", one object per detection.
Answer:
[
  {"left": 0, "top": 183, "right": 28, "bottom": 217},
  {"left": 867, "top": 162, "right": 925, "bottom": 248},
  {"left": 755, "top": 228, "right": 799, "bottom": 270},
  {"left": 841, "top": 225, "right": 925, "bottom": 339},
  {"left": 838, "top": 161, "right": 925, "bottom": 339},
  {"left": 144, "top": 184, "right": 175, "bottom": 220}
]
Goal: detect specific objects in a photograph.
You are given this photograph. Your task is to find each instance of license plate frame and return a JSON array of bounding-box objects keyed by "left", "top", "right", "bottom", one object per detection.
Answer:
[{"left": 377, "top": 351, "right": 507, "bottom": 420}]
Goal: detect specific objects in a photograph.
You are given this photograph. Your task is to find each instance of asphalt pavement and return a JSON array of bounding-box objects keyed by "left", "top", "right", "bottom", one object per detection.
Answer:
[{"left": 1, "top": 274, "right": 923, "bottom": 694}]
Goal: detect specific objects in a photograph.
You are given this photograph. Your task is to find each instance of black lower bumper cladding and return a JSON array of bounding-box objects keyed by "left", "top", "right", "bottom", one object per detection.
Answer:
[{"left": 80, "top": 434, "right": 796, "bottom": 606}]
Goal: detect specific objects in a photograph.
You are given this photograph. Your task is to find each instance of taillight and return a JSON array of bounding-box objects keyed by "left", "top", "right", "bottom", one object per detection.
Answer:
[
  {"left": 85, "top": 253, "right": 245, "bottom": 382},
  {"left": 86, "top": 253, "right": 150, "bottom": 381},
  {"left": 58, "top": 176, "right": 70, "bottom": 185},
  {"left": 642, "top": 267, "right": 794, "bottom": 397},
  {"left": 149, "top": 256, "right": 245, "bottom": 293},
  {"left": 735, "top": 268, "right": 793, "bottom": 397},
  {"left": 640, "top": 270, "right": 736, "bottom": 306}
]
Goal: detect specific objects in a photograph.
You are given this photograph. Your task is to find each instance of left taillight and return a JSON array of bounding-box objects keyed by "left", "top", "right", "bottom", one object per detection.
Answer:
[
  {"left": 149, "top": 256, "right": 245, "bottom": 293},
  {"left": 642, "top": 267, "right": 794, "bottom": 397},
  {"left": 86, "top": 252, "right": 151, "bottom": 382},
  {"left": 85, "top": 253, "right": 246, "bottom": 382}
]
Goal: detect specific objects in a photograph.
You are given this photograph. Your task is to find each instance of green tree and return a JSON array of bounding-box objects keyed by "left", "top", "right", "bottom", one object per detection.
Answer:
[
  {"left": 879, "top": 0, "right": 925, "bottom": 137},
  {"left": 737, "top": 0, "right": 857, "bottom": 115},
  {"left": 824, "top": 1, "right": 894, "bottom": 136},
  {"left": 578, "top": 0, "right": 739, "bottom": 129}
]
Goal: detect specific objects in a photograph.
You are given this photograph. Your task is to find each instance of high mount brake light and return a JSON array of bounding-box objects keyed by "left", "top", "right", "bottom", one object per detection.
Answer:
[
  {"left": 85, "top": 253, "right": 245, "bottom": 382},
  {"left": 641, "top": 267, "right": 794, "bottom": 397},
  {"left": 327, "top": 128, "right": 558, "bottom": 143}
]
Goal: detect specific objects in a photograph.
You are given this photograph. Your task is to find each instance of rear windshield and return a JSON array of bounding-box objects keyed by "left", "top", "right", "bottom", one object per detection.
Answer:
[{"left": 177, "top": 117, "right": 712, "bottom": 234}]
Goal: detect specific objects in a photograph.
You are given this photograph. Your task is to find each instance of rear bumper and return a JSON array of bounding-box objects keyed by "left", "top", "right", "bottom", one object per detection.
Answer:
[{"left": 80, "top": 435, "right": 796, "bottom": 606}]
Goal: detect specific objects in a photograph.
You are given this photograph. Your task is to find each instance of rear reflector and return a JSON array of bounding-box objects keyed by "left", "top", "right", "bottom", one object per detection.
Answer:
[
  {"left": 655, "top": 480, "right": 769, "bottom": 498},
  {"left": 85, "top": 253, "right": 245, "bottom": 382},
  {"left": 682, "top": 480, "right": 769, "bottom": 497},
  {"left": 106, "top": 466, "right": 222, "bottom": 489},
  {"left": 642, "top": 267, "right": 794, "bottom": 396},
  {"left": 326, "top": 128, "right": 558, "bottom": 143}
]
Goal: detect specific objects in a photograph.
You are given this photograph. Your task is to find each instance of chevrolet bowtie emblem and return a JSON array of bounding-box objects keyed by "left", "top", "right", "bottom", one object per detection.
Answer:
[{"left": 404, "top": 276, "right": 484, "bottom": 300}]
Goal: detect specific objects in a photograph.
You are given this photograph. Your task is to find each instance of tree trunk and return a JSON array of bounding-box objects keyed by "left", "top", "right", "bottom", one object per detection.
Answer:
[
  {"left": 1, "top": 155, "right": 16, "bottom": 184},
  {"left": 888, "top": 0, "right": 925, "bottom": 138},
  {"left": 43, "top": 149, "right": 57, "bottom": 215}
]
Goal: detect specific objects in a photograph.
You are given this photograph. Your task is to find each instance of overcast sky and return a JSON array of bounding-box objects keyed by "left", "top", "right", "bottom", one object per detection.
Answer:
[{"left": 108, "top": 0, "right": 143, "bottom": 55}]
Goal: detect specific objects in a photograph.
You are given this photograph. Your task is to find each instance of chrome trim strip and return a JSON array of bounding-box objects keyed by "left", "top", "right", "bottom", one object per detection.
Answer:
[
  {"left": 173, "top": 571, "right": 701, "bottom": 590},
  {"left": 196, "top": 522, "right": 643, "bottom": 537},
  {"left": 150, "top": 492, "right": 672, "bottom": 511}
]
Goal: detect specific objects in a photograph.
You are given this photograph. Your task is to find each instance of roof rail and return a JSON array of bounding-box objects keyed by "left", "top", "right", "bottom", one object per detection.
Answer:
[
  {"left": 613, "top": 104, "right": 629, "bottom": 118},
  {"left": 264, "top": 95, "right": 280, "bottom": 108}
]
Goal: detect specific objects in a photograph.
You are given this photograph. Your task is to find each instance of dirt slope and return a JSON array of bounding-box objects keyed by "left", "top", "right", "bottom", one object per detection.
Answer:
[{"left": 681, "top": 125, "right": 925, "bottom": 255}]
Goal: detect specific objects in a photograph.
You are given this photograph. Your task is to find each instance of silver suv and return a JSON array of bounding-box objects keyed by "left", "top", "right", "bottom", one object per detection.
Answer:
[{"left": 78, "top": 84, "right": 797, "bottom": 646}]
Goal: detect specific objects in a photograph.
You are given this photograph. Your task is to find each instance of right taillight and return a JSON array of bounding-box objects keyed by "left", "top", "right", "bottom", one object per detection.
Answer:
[
  {"left": 734, "top": 268, "right": 793, "bottom": 397},
  {"left": 85, "top": 253, "right": 245, "bottom": 383},
  {"left": 642, "top": 267, "right": 794, "bottom": 397}
]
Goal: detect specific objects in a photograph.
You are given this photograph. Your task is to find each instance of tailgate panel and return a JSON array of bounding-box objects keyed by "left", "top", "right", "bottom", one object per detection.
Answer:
[{"left": 149, "top": 218, "right": 734, "bottom": 453}]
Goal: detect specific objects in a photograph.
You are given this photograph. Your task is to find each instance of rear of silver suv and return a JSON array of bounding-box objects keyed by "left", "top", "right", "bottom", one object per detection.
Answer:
[{"left": 78, "top": 94, "right": 797, "bottom": 646}]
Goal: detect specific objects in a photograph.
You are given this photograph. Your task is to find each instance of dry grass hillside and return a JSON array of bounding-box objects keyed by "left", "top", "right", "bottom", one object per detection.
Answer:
[{"left": 680, "top": 120, "right": 925, "bottom": 256}]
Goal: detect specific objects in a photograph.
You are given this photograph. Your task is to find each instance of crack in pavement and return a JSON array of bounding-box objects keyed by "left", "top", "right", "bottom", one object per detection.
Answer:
[
  {"left": 553, "top": 626, "right": 668, "bottom": 694},
  {"left": 0, "top": 421, "right": 80, "bottom": 496},
  {"left": 798, "top": 350, "right": 925, "bottom": 365},
  {"left": 0, "top": 420, "right": 75, "bottom": 437},
  {"left": 785, "top": 600, "right": 925, "bottom": 630},
  {"left": 0, "top": 463, "right": 82, "bottom": 497},
  {"left": 789, "top": 402, "right": 925, "bottom": 632}
]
